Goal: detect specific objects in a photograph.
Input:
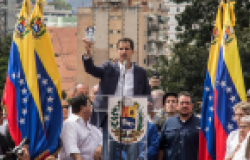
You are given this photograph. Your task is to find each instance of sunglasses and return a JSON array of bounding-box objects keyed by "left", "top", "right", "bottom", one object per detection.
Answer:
[{"left": 62, "top": 105, "right": 69, "bottom": 109}]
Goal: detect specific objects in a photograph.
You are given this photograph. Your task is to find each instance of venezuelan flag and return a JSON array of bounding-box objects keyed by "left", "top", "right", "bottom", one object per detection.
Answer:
[
  {"left": 4, "top": 0, "right": 62, "bottom": 159},
  {"left": 214, "top": 2, "right": 246, "bottom": 159},
  {"left": 199, "top": 3, "right": 223, "bottom": 160},
  {"left": 29, "top": 0, "right": 63, "bottom": 159},
  {"left": 5, "top": 0, "right": 47, "bottom": 157}
]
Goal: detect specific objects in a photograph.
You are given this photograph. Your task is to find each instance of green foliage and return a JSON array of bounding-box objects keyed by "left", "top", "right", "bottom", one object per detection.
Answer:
[
  {"left": 48, "top": 0, "right": 72, "bottom": 10},
  {"left": 61, "top": 90, "right": 67, "bottom": 99},
  {"left": 147, "top": 0, "right": 250, "bottom": 100},
  {"left": 17, "top": 0, "right": 36, "bottom": 3},
  {"left": 137, "top": 110, "right": 144, "bottom": 131},
  {"left": 0, "top": 35, "right": 12, "bottom": 99}
]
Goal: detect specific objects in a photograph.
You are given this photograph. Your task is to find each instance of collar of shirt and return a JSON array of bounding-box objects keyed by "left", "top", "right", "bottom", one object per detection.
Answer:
[
  {"left": 177, "top": 113, "right": 194, "bottom": 124},
  {"left": 118, "top": 61, "right": 134, "bottom": 73},
  {"left": 69, "top": 114, "right": 91, "bottom": 130}
]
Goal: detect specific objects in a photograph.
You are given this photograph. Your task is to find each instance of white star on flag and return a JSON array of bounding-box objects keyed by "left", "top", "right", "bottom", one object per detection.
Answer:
[
  {"left": 209, "top": 106, "right": 214, "bottom": 112},
  {"left": 47, "top": 106, "right": 53, "bottom": 113},
  {"left": 47, "top": 96, "right": 54, "bottom": 103},
  {"left": 22, "top": 98, "right": 27, "bottom": 103},
  {"left": 47, "top": 87, "right": 53, "bottom": 93},
  {"left": 226, "top": 87, "right": 232, "bottom": 93},
  {"left": 206, "top": 87, "right": 210, "bottom": 92},
  {"left": 42, "top": 79, "right": 48, "bottom": 85},
  {"left": 209, "top": 96, "right": 213, "bottom": 100},
  {"left": 205, "top": 127, "right": 209, "bottom": 132},
  {"left": 230, "top": 96, "right": 236, "bottom": 102},
  {"left": 221, "top": 81, "right": 226, "bottom": 87},
  {"left": 22, "top": 109, "right": 27, "bottom": 115},
  {"left": 19, "top": 79, "right": 25, "bottom": 86},
  {"left": 22, "top": 88, "right": 27, "bottom": 94},
  {"left": 16, "top": 72, "right": 20, "bottom": 78},
  {"left": 208, "top": 117, "right": 212, "bottom": 122},
  {"left": 228, "top": 123, "right": 234, "bottom": 130},
  {"left": 44, "top": 115, "right": 49, "bottom": 121},
  {"left": 12, "top": 73, "right": 15, "bottom": 79},
  {"left": 19, "top": 118, "right": 25, "bottom": 124},
  {"left": 37, "top": 74, "right": 41, "bottom": 79},
  {"left": 232, "top": 116, "right": 235, "bottom": 121}
]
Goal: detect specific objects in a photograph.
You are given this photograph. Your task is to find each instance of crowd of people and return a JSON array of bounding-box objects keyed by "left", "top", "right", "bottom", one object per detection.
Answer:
[{"left": 1, "top": 37, "right": 250, "bottom": 160}]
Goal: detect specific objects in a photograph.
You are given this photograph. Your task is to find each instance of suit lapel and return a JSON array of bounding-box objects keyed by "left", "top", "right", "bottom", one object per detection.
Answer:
[{"left": 133, "top": 63, "right": 139, "bottom": 95}]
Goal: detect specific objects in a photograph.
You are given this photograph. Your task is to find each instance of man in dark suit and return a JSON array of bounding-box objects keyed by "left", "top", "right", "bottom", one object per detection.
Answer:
[{"left": 83, "top": 37, "right": 152, "bottom": 160}]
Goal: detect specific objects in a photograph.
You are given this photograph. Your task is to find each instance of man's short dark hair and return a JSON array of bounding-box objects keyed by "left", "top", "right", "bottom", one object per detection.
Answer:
[
  {"left": 178, "top": 91, "right": 192, "bottom": 102},
  {"left": 117, "top": 37, "right": 134, "bottom": 50},
  {"left": 71, "top": 95, "right": 88, "bottom": 114}
]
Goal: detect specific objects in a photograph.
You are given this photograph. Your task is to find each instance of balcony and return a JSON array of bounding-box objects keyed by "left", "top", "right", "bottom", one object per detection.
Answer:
[
  {"left": 147, "top": 49, "right": 157, "bottom": 55},
  {"left": 157, "top": 36, "right": 167, "bottom": 42},
  {"left": 148, "top": 35, "right": 156, "bottom": 41},
  {"left": 148, "top": 22, "right": 159, "bottom": 31},
  {"left": 159, "top": 24, "right": 166, "bottom": 30}
]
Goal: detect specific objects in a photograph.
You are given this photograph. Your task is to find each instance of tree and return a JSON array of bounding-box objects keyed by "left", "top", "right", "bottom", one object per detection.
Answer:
[
  {"left": 0, "top": 35, "right": 12, "bottom": 98},
  {"left": 48, "top": 0, "right": 72, "bottom": 10},
  {"left": 16, "top": 0, "right": 36, "bottom": 4},
  {"left": 61, "top": 90, "right": 67, "bottom": 99},
  {"left": 147, "top": 0, "right": 250, "bottom": 100}
]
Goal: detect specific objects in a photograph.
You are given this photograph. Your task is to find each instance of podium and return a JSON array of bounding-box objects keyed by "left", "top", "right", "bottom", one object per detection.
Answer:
[{"left": 92, "top": 95, "right": 148, "bottom": 160}]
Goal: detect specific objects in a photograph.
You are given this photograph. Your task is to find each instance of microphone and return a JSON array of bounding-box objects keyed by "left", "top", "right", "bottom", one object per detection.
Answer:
[
  {"left": 12, "top": 138, "right": 30, "bottom": 155},
  {"left": 123, "top": 60, "right": 127, "bottom": 74}
]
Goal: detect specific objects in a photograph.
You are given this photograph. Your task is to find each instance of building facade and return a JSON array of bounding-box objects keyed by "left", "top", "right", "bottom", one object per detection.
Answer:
[{"left": 77, "top": 0, "right": 168, "bottom": 91}]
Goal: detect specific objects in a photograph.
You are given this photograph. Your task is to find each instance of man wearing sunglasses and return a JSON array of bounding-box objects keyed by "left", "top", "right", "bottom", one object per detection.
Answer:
[{"left": 62, "top": 100, "right": 69, "bottom": 122}]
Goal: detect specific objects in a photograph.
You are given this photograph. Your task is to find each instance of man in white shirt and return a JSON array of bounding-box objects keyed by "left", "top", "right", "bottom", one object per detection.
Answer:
[{"left": 59, "top": 95, "right": 102, "bottom": 160}]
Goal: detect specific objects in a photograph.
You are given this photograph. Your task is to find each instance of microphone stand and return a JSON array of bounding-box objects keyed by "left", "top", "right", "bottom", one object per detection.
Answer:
[{"left": 119, "top": 60, "right": 127, "bottom": 160}]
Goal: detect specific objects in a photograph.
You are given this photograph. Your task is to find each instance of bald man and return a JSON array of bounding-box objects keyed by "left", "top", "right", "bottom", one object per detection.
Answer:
[
  {"left": 72, "top": 83, "right": 89, "bottom": 97},
  {"left": 91, "top": 84, "right": 99, "bottom": 102}
]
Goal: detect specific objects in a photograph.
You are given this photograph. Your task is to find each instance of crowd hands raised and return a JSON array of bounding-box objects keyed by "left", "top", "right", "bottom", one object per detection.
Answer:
[{"left": 1, "top": 37, "right": 250, "bottom": 160}]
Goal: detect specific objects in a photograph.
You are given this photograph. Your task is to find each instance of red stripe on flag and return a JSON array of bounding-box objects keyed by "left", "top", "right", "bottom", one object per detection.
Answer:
[
  {"left": 5, "top": 76, "right": 22, "bottom": 145},
  {"left": 198, "top": 130, "right": 212, "bottom": 160},
  {"left": 214, "top": 88, "right": 228, "bottom": 160}
]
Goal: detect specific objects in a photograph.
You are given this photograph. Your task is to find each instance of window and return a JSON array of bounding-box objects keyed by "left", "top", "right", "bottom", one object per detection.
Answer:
[
  {"left": 168, "top": 17, "right": 170, "bottom": 21},
  {"left": 109, "top": 44, "right": 113, "bottom": 48},
  {"left": 144, "top": 45, "right": 146, "bottom": 50},
  {"left": 117, "top": 30, "right": 121, "bottom": 33},
  {"left": 109, "top": 30, "right": 113, "bottom": 33},
  {"left": 168, "top": 26, "right": 170, "bottom": 31},
  {"left": 177, "top": 7, "right": 180, "bottom": 12},
  {"left": 159, "top": 4, "right": 161, "bottom": 9},
  {"left": 117, "top": 16, "right": 121, "bottom": 19}
]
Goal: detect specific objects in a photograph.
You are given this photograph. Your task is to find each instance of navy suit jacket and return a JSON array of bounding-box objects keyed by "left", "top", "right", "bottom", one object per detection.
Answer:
[{"left": 83, "top": 56, "right": 152, "bottom": 127}]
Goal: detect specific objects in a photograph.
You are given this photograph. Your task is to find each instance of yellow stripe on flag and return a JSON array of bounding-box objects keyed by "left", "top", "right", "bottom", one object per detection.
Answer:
[
  {"left": 14, "top": 0, "right": 44, "bottom": 124},
  {"left": 222, "top": 3, "right": 246, "bottom": 101},
  {"left": 208, "top": 4, "right": 223, "bottom": 87},
  {"left": 30, "top": 0, "right": 62, "bottom": 100}
]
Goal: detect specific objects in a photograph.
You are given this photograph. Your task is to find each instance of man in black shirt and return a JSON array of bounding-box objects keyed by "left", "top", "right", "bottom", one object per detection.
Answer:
[{"left": 158, "top": 91, "right": 200, "bottom": 160}]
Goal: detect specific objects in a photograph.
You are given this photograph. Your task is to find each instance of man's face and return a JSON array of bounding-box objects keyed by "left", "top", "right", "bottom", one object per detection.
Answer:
[
  {"left": 239, "top": 121, "right": 250, "bottom": 138},
  {"left": 234, "top": 108, "right": 246, "bottom": 127},
  {"left": 61, "top": 100, "right": 69, "bottom": 120},
  {"left": 91, "top": 86, "right": 98, "bottom": 102},
  {"left": 83, "top": 100, "right": 92, "bottom": 120},
  {"left": 152, "top": 93, "right": 163, "bottom": 110},
  {"left": 247, "top": 97, "right": 250, "bottom": 103},
  {"left": 117, "top": 41, "right": 134, "bottom": 63},
  {"left": 178, "top": 96, "right": 193, "bottom": 117},
  {"left": 76, "top": 84, "right": 89, "bottom": 97},
  {"left": 165, "top": 96, "right": 178, "bottom": 114}
]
